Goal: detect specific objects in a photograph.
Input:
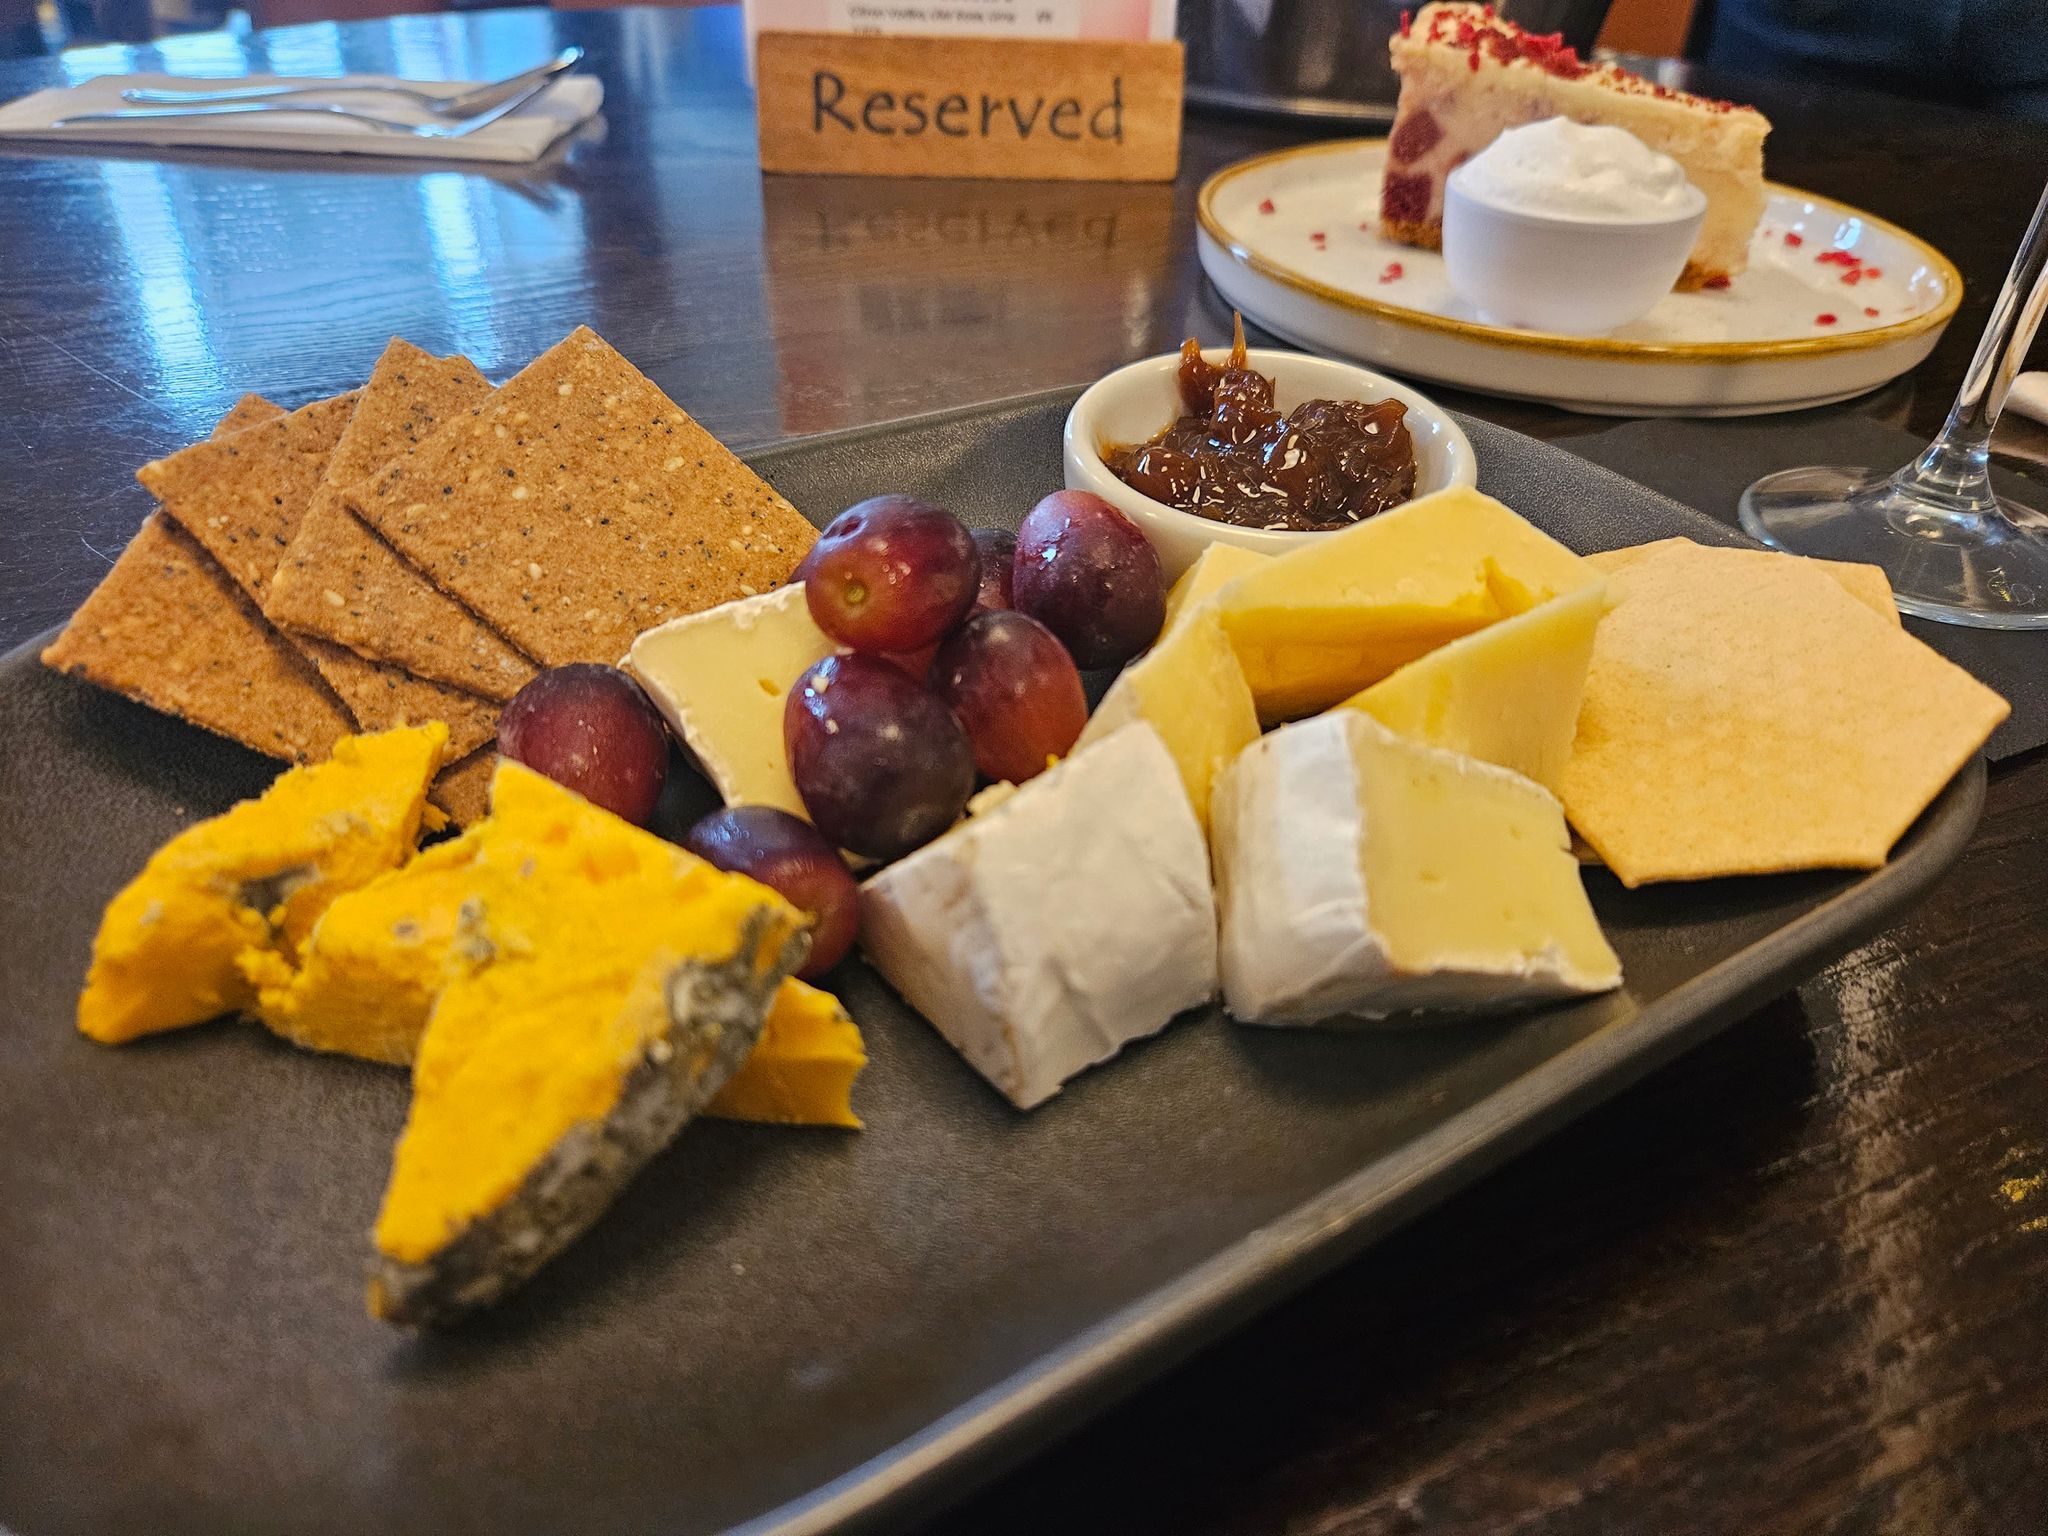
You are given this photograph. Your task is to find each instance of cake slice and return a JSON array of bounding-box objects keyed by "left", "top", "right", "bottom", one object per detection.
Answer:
[{"left": 1381, "top": 3, "right": 1769, "bottom": 289}]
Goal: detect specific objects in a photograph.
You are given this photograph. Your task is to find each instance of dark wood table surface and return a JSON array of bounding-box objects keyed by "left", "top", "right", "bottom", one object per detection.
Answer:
[{"left": 2, "top": 9, "right": 2044, "bottom": 1533}]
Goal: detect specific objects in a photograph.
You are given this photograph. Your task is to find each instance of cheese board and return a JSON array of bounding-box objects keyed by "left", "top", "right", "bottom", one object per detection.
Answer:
[{"left": 0, "top": 387, "right": 1986, "bottom": 1536}]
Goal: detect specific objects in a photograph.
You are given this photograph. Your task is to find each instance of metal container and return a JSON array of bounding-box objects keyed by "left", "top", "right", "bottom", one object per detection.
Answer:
[{"left": 1180, "top": 0, "right": 1615, "bottom": 123}]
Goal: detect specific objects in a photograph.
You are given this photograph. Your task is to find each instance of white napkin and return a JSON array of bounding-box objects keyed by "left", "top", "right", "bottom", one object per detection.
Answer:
[
  {"left": 2007, "top": 372, "right": 2048, "bottom": 428},
  {"left": 0, "top": 72, "right": 603, "bottom": 164}
]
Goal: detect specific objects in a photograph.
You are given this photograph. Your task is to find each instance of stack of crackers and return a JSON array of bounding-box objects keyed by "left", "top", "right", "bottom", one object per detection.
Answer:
[{"left": 43, "top": 328, "right": 818, "bottom": 824}]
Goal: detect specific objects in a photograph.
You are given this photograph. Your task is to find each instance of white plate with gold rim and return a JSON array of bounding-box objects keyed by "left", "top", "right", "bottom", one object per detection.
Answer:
[{"left": 1197, "top": 140, "right": 1962, "bottom": 417}]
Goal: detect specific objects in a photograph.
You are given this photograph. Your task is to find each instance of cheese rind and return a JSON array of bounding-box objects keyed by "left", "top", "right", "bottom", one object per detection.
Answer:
[
  {"left": 1339, "top": 580, "right": 1607, "bottom": 790},
  {"left": 625, "top": 584, "right": 839, "bottom": 818},
  {"left": 1212, "top": 712, "right": 1620, "bottom": 1025},
  {"left": 1213, "top": 486, "right": 1600, "bottom": 721},
  {"left": 860, "top": 722, "right": 1219, "bottom": 1109}
]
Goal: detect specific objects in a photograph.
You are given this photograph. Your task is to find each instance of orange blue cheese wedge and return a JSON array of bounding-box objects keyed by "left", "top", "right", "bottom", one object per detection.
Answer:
[
  {"left": 76, "top": 723, "right": 448, "bottom": 1045},
  {"left": 364, "top": 760, "right": 811, "bottom": 1325},
  {"left": 250, "top": 761, "right": 867, "bottom": 1129}
]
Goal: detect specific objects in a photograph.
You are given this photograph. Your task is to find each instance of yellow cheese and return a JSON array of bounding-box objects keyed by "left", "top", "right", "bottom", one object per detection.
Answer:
[
  {"left": 705, "top": 978, "right": 866, "bottom": 1128},
  {"left": 624, "top": 584, "right": 838, "bottom": 818},
  {"left": 1355, "top": 726, "right": 1619, "bottom": 994},
  {"left": 1160, "top": 543, "right": 1271, "bottom": 637},
  {"left": 1337, "top": 581, "right": 1607, "bottom": 791},
  {"left": 1075, "top": 602, "right": 1258, "bottom": 831},
  {"left": 1212, "top": 487, "right": 1600, "bottom": 722},
  {"left": 256, "top": 760, "right": 867, "bottom": 1127},
  {"left": 374, "top": 757, "right": 806, "bottom": 1286},
  {"left": 77, "top": 723, "right": 447, "bottom": 1044}
]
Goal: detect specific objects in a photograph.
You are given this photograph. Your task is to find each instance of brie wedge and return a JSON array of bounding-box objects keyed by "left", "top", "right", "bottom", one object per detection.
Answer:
[
  {"left": 625, "top": 584, "right": 838, "bottom": 819},
  {"left": 860, "top": 722, "right": 1219, "bottom": 1109},
  {"left": 1212, "top": 712, "right": 1620, "bottom": 1025}
]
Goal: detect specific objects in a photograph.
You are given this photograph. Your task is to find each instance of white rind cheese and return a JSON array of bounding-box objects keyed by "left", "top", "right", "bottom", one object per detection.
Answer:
[
  {"left": 624, "top": 584, "right": 839, "bottom": 820},
  {"left": 859, "top": 722, "right": 1219, "bottom": 1109},
  {"left": 1212, "top": 711, "right": 1621, "bottom": 1026}
]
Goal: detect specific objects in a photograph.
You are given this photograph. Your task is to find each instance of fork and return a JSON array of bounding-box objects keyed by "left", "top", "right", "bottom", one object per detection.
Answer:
[
  {"left": 112, "top": 45, "right": 581, "bottom": 119},
  {"left": 51, "top": 70, "right": 568, "bottom": 138}
]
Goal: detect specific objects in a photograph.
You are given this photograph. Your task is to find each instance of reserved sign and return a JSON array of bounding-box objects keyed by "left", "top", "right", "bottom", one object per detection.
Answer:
[{"left": 756, "top": 32, "right": 1184, "bottom": 182}]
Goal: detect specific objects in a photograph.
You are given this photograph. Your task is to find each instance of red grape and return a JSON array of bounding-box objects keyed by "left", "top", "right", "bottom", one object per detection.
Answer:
[
  {"left": 499, "top": 664, "right": 670, "bottom": 825},
  {"left": 784, "top": 654, "right": 974, "bottom": 859},
  {"left": 803, "top": 496, "right": 980, "bottom": 653},
  {"left": 930, "top": 611, "right": 1086, "bottom": 784},
  {"left": 1011, "top": 490, "right": 1165, "bottom": 668},
  {"left": 970, "top": 527, "right": 1016, "bottom": 611},
  {"left": 681, "top": 806, "right": 860, "bottom": 978}
]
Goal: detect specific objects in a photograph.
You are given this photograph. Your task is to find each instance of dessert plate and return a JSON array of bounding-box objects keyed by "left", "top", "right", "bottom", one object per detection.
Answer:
[
  {"left": 1199, "top": 140, "right": 1962, "bottom": 416},
  {"left": 0, "top": 393, "right": 1983, "bottom": 1536}
]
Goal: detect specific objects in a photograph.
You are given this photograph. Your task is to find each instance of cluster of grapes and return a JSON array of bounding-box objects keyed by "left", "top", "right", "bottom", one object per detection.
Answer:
[{"left": 492, "top": 488, "right": 1165, "bottom": 983}]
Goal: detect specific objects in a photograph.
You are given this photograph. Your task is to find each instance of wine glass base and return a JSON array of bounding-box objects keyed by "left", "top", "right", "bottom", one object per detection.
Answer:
[{"left": 1738, "top": 465, "right": 2048, "bottom": 630}]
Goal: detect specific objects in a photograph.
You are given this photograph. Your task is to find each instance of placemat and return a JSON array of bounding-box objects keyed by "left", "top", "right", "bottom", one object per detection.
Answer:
[{"left": 1569, "top": 411, "right": 2047, "bottom": 762}]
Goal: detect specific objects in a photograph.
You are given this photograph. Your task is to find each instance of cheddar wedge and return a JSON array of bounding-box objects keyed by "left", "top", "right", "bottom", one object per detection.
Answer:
[
  {"left": 1212, "top": 487, "right": 1600, "bottom": 721},
  {"left": 1337, "top": 581, "right": 1608, "bottom": 791}
]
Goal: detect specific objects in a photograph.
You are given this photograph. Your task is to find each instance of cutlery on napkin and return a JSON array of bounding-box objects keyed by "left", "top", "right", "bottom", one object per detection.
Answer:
[{"left": 0, "top": 71, "right": 603, "bottom": 164}]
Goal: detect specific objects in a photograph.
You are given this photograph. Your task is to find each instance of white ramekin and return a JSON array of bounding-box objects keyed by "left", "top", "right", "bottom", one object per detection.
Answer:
[
  {"left": 1062, "top": 348, "right": 1478, "bottom": 580},
  {"left": 1441, "top": 169, "right": 1707, "bottom": 337}
]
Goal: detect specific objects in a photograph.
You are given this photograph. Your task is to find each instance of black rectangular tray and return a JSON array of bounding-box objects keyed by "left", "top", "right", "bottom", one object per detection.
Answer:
[{"left": 0, "top": 388, "right": 1983, "bottom": 1536}]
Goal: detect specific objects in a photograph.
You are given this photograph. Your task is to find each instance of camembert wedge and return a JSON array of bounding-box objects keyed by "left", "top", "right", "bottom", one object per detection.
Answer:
[
  {"left": 368, "top": 763, "right": 809, "bottom": 1326},
  {"left": 860, "top": 722, "right": 1218, "bottom": 1110},
  {"left": 77, "top": 722, "right": 447, "bottom": 1044},
  {"left": 1212, "top": 486, "right": 1600, "bottom": 721},
  {"left": 1212, "top": 712, "right": 1620, "bottom": 1025},
  {"left": 253, "top": 763, "right": 867, "bottom": 1129},
  {"left": 625, "top": 583, "right": 839, "bottom": 819},
  {"left": 1337, "top": 580, "right": 1607, "bottom": 791}
]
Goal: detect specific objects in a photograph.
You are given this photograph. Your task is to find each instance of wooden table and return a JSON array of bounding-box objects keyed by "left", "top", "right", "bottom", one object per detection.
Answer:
[{"left": 2, "top": 9, "right": 2044, "bottom": 1532}]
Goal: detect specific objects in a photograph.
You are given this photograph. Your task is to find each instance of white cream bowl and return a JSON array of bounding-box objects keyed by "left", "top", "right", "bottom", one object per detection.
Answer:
[
  {"left": 1441, "top": 169, "right": 1708, "bottom": 337},
  {"left": 1062, "top": 347, "right": 1477, "bottom": 580}
]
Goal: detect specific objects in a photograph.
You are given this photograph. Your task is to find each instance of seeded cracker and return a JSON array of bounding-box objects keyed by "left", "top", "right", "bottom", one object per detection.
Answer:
[
  {"left": 139, "top": 385, "right": 498, "bottom": 761},
  {"left": 426, "top": 744, "right": 497, "bottom": 827},
  {"left": 44, "top": 400, "right": 352, "bottom": 760},
  {"left": 349, "top": 327, "right": 818, "bottom": 666},
  {"left": 266, "top": 342, "right": 536, "bottom": 701},
  {"left": 1560, "top": 541, "right": 2008, "bottom": 885}
]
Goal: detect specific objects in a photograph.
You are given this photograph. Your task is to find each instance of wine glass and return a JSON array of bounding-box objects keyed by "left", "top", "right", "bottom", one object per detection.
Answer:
[{"left": 1739, "top": 180, "right": 2048, "bottom": 629}]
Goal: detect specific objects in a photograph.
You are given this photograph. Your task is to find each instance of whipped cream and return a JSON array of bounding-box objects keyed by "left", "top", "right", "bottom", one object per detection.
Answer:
[{"left": 1449, "top": 118, "right": 1703, "bottom": 221}]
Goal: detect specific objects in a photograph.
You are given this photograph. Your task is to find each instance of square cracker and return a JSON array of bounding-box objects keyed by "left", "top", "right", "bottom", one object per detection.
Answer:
[
  {"left": 426, "top": 745, "right": 497, "bottom": 827},
  {"left": 1586, "top": 538, "right": 1900, "bottom": 626},
  {"left": 140, "top": 389, "right": 362, "bottom": 602},
  {"left": 1560, "top": 541, "right": 2008, "bottom": 885},
  {"left": 41, "top": 513, "right": 352, "bottom": 765},
  {"left": 265, "top": 341, "right": 536, "bottom": 702},
  {"left": 146, "top": 385, "right": 500, "bottom": 761},
  {"left": 349, "top": 326, "right": 818, "bottom": 667}
]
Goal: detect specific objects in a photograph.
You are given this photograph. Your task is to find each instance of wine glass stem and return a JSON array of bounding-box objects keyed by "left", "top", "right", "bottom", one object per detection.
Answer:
[{"left": 1895, "top": 178, "right": 2048, "bottom": 517}]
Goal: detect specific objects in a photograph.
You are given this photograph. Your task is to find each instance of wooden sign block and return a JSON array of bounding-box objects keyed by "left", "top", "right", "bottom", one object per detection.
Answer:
[{"left": 757, "top": 32, "right": 1184, "bottom": 184}]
